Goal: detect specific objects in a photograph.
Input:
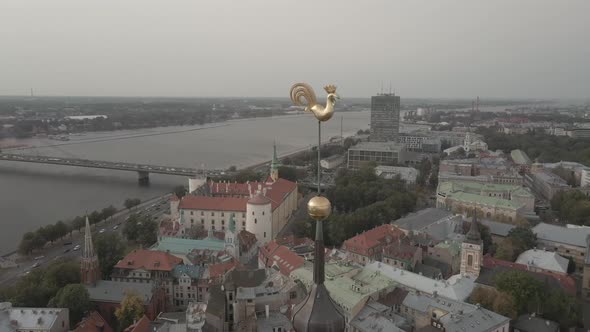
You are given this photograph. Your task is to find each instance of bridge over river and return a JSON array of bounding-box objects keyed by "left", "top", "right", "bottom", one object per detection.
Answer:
[
  {"left": 0, "top": 153, "right": 225, "bottom": 184},
  {"left": 0, "top": 152, "right": 336, "bottom": 188}
]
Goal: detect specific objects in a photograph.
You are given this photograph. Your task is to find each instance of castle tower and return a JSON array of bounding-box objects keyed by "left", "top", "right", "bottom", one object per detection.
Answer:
[
  {"left": 81, "top": 217, "right": 100, "bottom": 286},
  {"left": 460, "top": 212, "right": 483, "bottom": 277},
  {"left": 270, "top": 141, "right": 280, "bottom": 182},
  {"left": 225, "top": 215, "right": 239, "bottom": 259},
  {"left": 246, "top": 191, "right": 272, "bottom": 243}
]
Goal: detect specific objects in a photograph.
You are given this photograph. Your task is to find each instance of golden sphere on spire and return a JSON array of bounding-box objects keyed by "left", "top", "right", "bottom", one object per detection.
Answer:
[{"left": 307, "top": 196, "right": 331, "bottom": 221}]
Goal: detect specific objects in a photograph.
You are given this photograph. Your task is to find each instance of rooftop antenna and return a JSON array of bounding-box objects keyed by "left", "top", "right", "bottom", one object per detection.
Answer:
[{"left": 389, "top": 81, "right": 392, "bottom": 95}]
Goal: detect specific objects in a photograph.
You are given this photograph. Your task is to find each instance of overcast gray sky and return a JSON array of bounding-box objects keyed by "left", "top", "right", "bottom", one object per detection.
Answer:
[{"left": 1, "top": 0, "right": 589, "bottom": 99}]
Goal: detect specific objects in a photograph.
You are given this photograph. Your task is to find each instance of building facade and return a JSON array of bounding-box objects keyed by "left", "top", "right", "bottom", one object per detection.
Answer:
[
  {"left": 347, "top": 142, "right": 406, "bottom": 169},
  {"left": 370, "top": 93, "right": 400, "bottom": 142}
]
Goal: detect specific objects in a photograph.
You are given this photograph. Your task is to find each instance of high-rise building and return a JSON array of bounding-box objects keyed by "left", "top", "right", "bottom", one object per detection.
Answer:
[{"left": 370, "top": 93, "right": 400, "bottom": 142}]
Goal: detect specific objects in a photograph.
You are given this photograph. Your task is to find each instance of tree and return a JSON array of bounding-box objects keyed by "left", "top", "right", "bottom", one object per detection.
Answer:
[
  {"left": 124, "top": 198, "right": 141, "bottom": 210},
  {"left": 228, "top": 165, "right": 237, "bottom": 172},
  {"left": 278, "top": 166, "right": 303, "bottom": 182},
  {"left": 54, "top": 221, "right": 69, "bottom": 240},
  {"left": 88, "top": 210, "right": 102, "bottom": 225},
  {"left": 18, "top": 232, "right": 36, "bottom": 255},
  {"left": 469, "top": 286, "right": 517, "bottom": 319},
  {"left": 123, "top": 214, "right": 158, "bottom": 247},
  {"left": 7, "top": 259, "right": 80, "bottom": 307},
  {"left": 506, "top": 226, "right": 537, "bottom": 259},
  {"left": 495, "top": 239, "right": 515, "bottom": 261},
  {"left": 494, "top": 270, "right": 543, "bottom": 313},
  {"left": 71, "top": 216, "right": 85, "bottom": 232},
  {"left": 492, "top": 291, "right": 518, "bottom": 319},
  {"left": 101, "top": 205, "right": 117, "bottom": 220},
  {"left": 95, "top": 232, "right": 126, "bottom": 278},
  {"left": 48, "top": 284, "right": 91, "bottom": 325},
  {"left": 173, "top": 185, "right": 188, "bottom": 198},
  {"left": 115, "top": 292, "right": 145, "bottom": 330}
]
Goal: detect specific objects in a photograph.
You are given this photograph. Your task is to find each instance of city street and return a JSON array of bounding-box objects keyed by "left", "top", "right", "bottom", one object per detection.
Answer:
[{"left": 0, "top": 193, "right": 171, "bottom": 287}]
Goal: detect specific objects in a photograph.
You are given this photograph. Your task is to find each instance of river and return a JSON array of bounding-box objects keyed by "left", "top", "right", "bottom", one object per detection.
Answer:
[{"left": 0, "top": 111, "right": 370, "bottom": 254}]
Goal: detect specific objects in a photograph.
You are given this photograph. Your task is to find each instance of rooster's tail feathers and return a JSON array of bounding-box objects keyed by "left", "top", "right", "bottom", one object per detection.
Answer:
[{"left": 290, "top": 83, "right": 317, "bottom": 108}]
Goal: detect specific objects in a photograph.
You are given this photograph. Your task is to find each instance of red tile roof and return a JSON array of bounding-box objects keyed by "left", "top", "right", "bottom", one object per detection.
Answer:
[
  {"left": 179, "top": 196, "right": 248, "bottom": 212},
  {"left": 483, "top": 255, "right": 576, "bottom": 295},
  {"left": 259, "top": 240, "right": 305, "bottom": 276},
  {"left": 343, "top": 224, "right": 405, "bottom": 257},
  {"left": 115, "top": 249, "right": 183, "bottom": 272},
  {"left": 207, "top": 178, "right": 297, "bottom": 211},
  {"left": 208, "top": 260, "right": 238, "bottom": 278},
  {"left": 124, "top": 315, "right": 151, "bottom": 332},
  {"left": 75, "top": 311, "right": 113, "bottom": 332}
]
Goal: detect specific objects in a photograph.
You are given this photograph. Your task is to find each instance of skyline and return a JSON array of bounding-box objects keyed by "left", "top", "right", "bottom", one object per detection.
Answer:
[{"left": 1, "top": 0, "right": 589, "bottom": 99}]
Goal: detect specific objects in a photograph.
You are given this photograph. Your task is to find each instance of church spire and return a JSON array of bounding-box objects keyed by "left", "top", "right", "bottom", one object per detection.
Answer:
[
  {"left": 83, "top": 216, "right": 95, "bottom": 259},
  {"left": 270, "top": 141, "right": 280, "bottom": 182},
  {"left": 81, "top": 216, "right": 100, "bottom": 286}
]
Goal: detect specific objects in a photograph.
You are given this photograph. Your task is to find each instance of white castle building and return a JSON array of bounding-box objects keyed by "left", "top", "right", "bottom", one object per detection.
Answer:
[{"left": 170, "top": 145, "right": 298, "bottom": 244}]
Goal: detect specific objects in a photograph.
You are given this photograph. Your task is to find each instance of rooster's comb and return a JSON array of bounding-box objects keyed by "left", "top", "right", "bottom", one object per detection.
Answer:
[{"left": 324, "top": 85, "right": 337, "bottom": 94}]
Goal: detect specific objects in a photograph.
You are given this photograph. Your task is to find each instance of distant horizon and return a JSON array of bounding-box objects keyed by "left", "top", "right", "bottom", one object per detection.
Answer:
[{"left": 0, "top": 93, "right": 575, "bottom": 104}]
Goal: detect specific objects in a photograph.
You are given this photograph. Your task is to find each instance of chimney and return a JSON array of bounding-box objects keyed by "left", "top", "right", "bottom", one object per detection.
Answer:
[{"left": 265, "top": 305, "right": 269, "bottom": 319}]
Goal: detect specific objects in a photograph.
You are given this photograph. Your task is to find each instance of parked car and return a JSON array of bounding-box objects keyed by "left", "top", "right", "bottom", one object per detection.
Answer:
[
  {"left": 31, "top": 262, "right": 40, "bottom": 268},
  {"left": 34, "top": 256, "right": 45, "bottom": 260},
  {"left": 99, "top": 229, "right": 106, "bottom": 233},
  {"left": 73, "top": 245, "right": 81, "bottom": 251}
]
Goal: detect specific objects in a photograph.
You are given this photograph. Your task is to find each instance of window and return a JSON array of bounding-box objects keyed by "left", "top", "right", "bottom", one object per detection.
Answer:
[
  {"left": 222, "top": 220, "right": 225, "bottom": 225},
  {"left": 255, "top": 218, "right": 257, "bottom": 224},
  {"left": 242, "top": 222, "right": 246, "bottom": 227},
  {"left": 191, "top": 219, "right": 194, "bottom": 223},
  {"left": 222, "top": 226, "right": 225, "bottom": 231},
  {"left": 190, "top": 211, "right": 194, "bottom": 215},
  {"left": 201, "top": 219, "right": 205, "bottom": 224},
  {"left": 242, "top": 213, "right": 245, "bottom": 218},
  {"left": 212, "top": 220, "right": 215, "bottom": 224},
  {"left": 264, "top": 232, "right": 266, "bottom": 238},
  {"left": 221, "top": 212, "right": 224, "bottom": 217},
  {"left": 229, "top": 293, "right": 233, "bottom": 301},
  {"left": 201, "top": 211, "right": 204, "bottom": 216},
  {"left": 252, "top": 211, "right": 255, "bottom": 215},
  {"left": 211, "top": 212, "right": 214, "bottom": 216},
  {"left": 262, "top": 211, "right": 265, "bottom": 215},
  {"left": 467, "top": 254, "right": 473, "bottom": 267}
]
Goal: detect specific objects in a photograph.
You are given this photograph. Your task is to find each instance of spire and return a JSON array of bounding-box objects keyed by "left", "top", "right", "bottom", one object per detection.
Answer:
[
  {"left": 83, "top": 216, "right": 95, "bottom": 259},
  {"left": 270, "top": 141, "right": 280, "bottom": 182}
]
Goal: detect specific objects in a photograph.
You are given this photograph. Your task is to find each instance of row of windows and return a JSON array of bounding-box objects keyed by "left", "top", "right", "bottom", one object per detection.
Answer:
[{"left": 183, "top": 209, "right": 267, "bottom": 217}]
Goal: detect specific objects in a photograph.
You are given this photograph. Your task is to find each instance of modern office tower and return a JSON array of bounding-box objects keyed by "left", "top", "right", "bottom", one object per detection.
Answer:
[{"left": 370, "top": 93, "right": 400, "bottom": 142}]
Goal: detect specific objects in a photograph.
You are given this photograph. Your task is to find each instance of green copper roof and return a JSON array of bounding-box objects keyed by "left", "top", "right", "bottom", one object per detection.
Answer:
[
  {"left": 292, "top": 262, "right": 394, "bottom": 315},
  {"left": 446, "top": 192, "right": 522, "bottom": 209},
  {"left": 152, "top": 237, "right": 225, "bottom": 254}
]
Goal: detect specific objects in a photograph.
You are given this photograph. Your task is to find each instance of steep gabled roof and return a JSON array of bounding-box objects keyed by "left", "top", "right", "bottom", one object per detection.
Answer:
[{"left": 115, "top": 249, "right": 182, "bottom": 272}]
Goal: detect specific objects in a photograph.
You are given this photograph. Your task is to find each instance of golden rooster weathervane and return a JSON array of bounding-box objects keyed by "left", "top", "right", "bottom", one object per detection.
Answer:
[{"left": 290, "top": 83, "right": 340, "bottom": 122}]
